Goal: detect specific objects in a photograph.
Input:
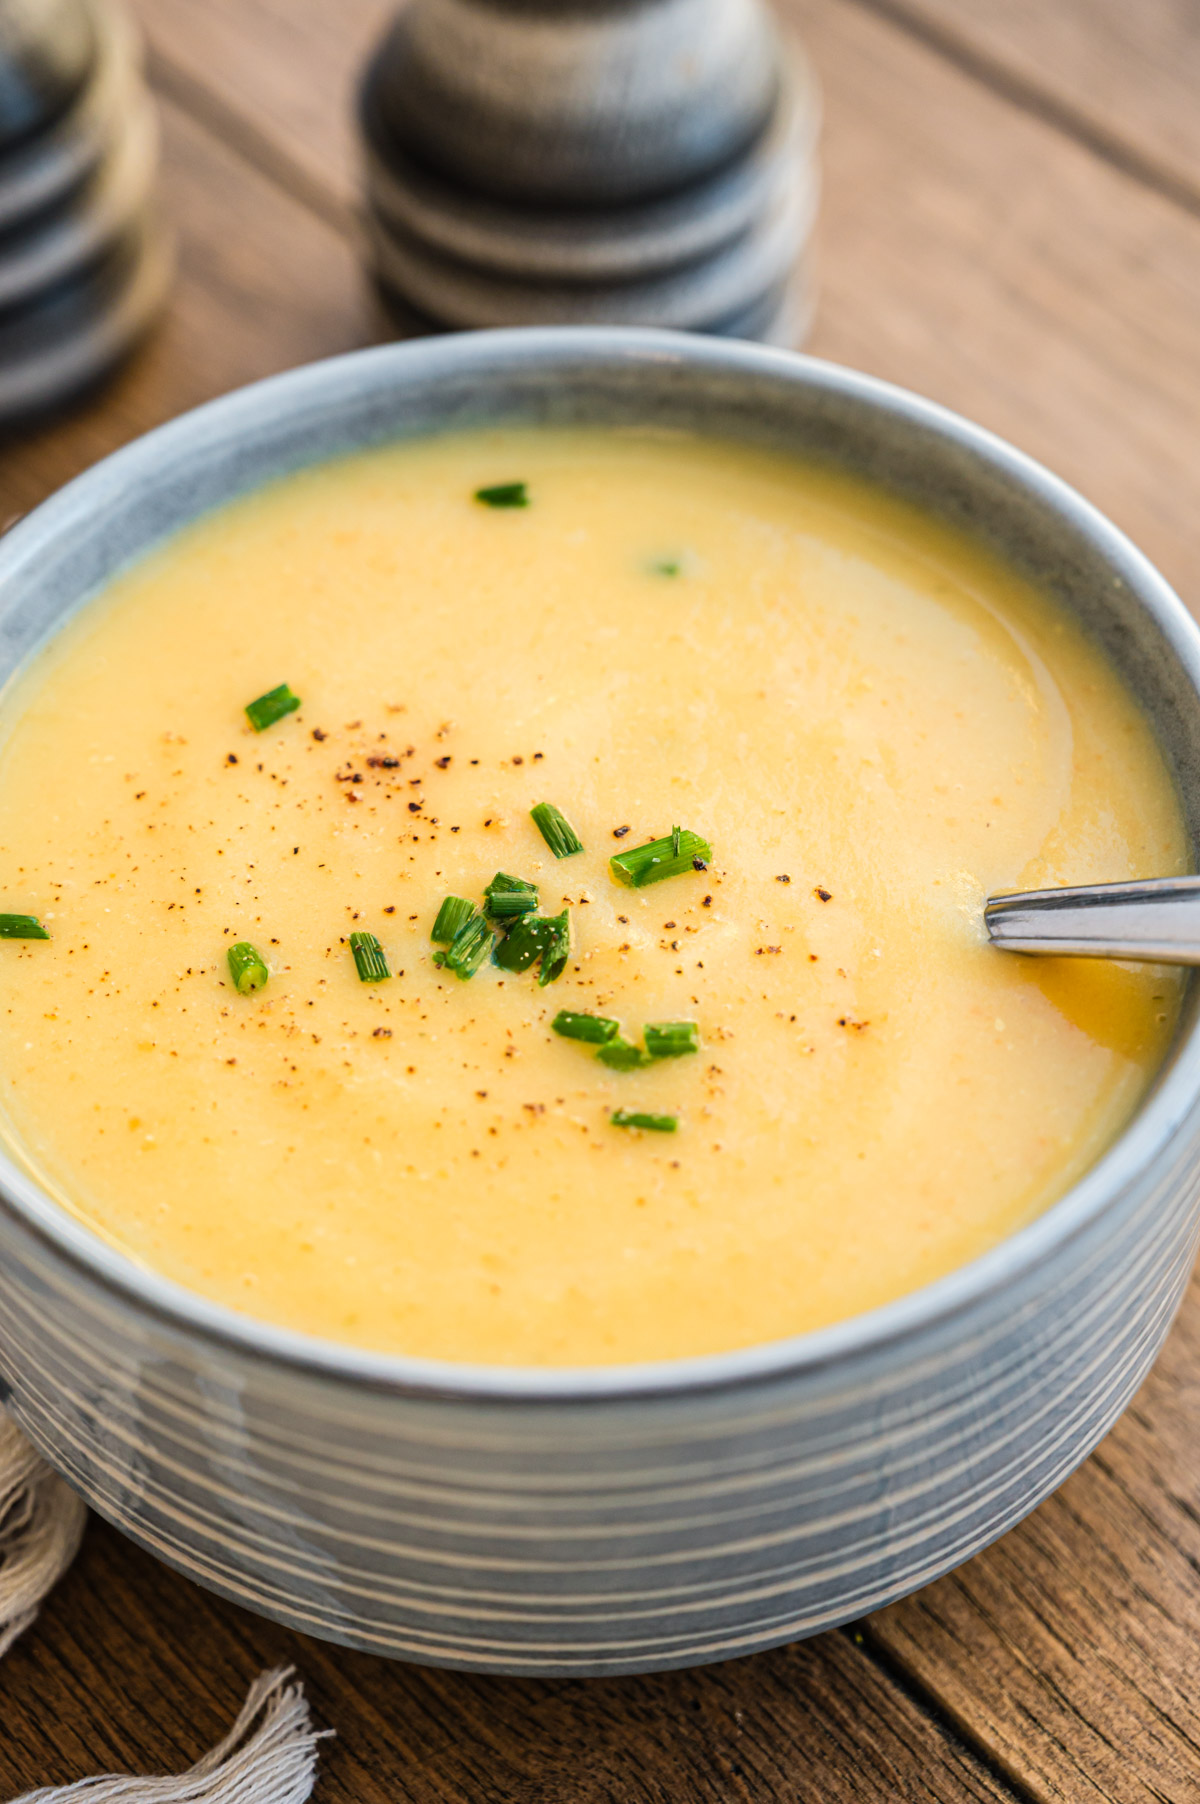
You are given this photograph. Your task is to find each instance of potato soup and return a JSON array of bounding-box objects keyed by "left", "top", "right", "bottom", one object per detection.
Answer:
[{"left": 0, "top": 428, "right": 1184, "bottom": 1364}]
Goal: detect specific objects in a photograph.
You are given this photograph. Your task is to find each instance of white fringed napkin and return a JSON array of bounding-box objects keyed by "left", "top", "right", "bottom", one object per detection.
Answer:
[{"left": 1, "top": 1409, "right": 330, "bottom": 1804}]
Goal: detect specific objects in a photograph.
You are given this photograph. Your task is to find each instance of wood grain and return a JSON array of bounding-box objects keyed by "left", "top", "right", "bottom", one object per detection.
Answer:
[
  {"left": 796, "top": 0, "right": 1200, "bottom": 609},
  {"left": 0, "top": 1517, "right": 1011, "bottom": 1804},
  {"left": 127, "top": 0, "right": 385, "bottom": 213},
  {"left": 856, "top": 0, "right": 1200, "bottom": 214}
]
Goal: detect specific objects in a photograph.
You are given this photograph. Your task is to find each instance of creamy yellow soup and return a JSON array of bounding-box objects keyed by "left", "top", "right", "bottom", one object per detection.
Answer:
[{"left": 0, "top": 429, "right": 1185, "bottom": 1364}]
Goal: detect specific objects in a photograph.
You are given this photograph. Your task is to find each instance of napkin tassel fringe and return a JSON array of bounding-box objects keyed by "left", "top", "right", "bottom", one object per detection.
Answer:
[{"left": 10, "top": 1666, "right": 329, "bottom": 1804}]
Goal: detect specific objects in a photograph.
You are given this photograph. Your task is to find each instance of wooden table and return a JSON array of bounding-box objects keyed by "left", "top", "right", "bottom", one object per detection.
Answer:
[{"left": 3, "top": 3, "right": 1200, "bottom": 1799}]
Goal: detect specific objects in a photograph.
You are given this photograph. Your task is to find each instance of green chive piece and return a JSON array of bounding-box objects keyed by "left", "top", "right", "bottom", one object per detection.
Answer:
[
  {"left": 0, "top": 913, "right": 49, "bottom": 940},
  {"left": 475, "top": 481, "right": 528, "bottom": 509},
  {"left": 350, "top": 930, "right": 391, "bottom": 983},
  {"left": 493, "top": 909, "right": 571, "bottom": 984},
  {"left": 531, "top": 802, "right": 583, "bottom": 859},
  {"left": 245, "top": 683, "right": 301, "bottom": 732},
  {"left": 650, "top": 557, "right": 681, "bottom": 577},
  {"left": 493, "top": 916, "right": 543, "bottom": 974},
  {"left": 443, "top": 911, "right": 493, "bottom": 981},
  {"left": 610, "top": 828, "right": 712, "bottom": 889},
  {"left": 484, "top": 871, "right": 539, "bottom": 922},
  {"left": 611, "top": 1109, "right": 678, "bottom": 1133},
  {"left": 227, "top": 941, "right": 268, "bottom": 995},
  {"left": 596, "top": 1036, "right": 651, "bottom": 1070},
  {"left": 644, "top": 1020, "right": 700, "bottom": 1059},
  {"left": 432, "top": 895, "right": 475, "bottom": 944},
  {"left": 552, "top": 1009, "right": 620, "bottom": 1045},
  {"left": 537, "top": 909, "right": 571, "bottom": 987}
]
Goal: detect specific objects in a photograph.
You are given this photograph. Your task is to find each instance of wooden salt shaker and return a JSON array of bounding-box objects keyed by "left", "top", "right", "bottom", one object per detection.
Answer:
[{"left": 358, "top": 0, "right": 818, "bottom": 343}]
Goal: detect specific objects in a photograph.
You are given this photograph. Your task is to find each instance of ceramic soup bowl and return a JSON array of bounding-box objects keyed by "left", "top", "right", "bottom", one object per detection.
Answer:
[{"left": 1, "top": 328, "right": 1198, "bottom": 1675}]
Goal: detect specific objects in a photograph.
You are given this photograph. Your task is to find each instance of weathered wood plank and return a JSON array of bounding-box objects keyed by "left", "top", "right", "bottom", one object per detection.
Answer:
[
  {"left": 869, "top": 1260, "right": 1200, "bottom": 1804},
  {"left": 860, "top": 0, "right": 1200, "bottom": 210},
  {"left": 127, "top": 0, "right": 381, "bottom": 212},
  {"left": 0, "top": 1516, "right": 1011, "bottom": 1804},
  {"left": 797, "top": 0, "right": 1200, "bottom": 609}
]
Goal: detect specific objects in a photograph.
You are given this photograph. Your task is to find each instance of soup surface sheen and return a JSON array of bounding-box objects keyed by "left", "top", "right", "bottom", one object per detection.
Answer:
[{"left": 0, "top": 429, "right": 1185, "bottom": 1364}]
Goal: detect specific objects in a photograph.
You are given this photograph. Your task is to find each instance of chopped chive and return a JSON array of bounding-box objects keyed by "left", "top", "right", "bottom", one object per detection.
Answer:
[
  {"left": 349, "top": 930, "right": 391, "bottom": 983},
  {"left": 475, "top": 481, "right": 528, "bottom": 509},
  {"left": 493, "top": 909, "right": 571, "bottom": 984},
  {"left": 0, "top": 913, "right": 48, "bottom": 939},
  {"left": 596, "top": 1036, "right": 651, "bottom": 1070},
  {"left": 537, "top": 909, "right": 571, "bottom": 986},
  {"left": 611, "top": 1109, "right": 678, "bottom": 1133},
  {"left": 493, "top": 915, "right": 544, "bottom": 974},
  {"left": 531, "top": 802, "right": 583, "bottom": 859},
  {"left": 644, "top": 1020, "right": 700, "bottom": 1059},
  {"left": 443, "top": 911, "right": 493, "bottom": 980},
  {"left": 432, "top": 895, "right": 475, "bottom": 943},
  {"left": 245, "top": 683, "right": 301, "bottom": 732},
  {"left": 650, "top": 557, "right": 681, "bottom": 577},
  {"left": 610, "top": 828, "right": 712, "bottom": 889},
  {"left": 227, "top": 941, "right": 269, "bottom": 994},
  {"left": 484, "top": 871, "right": 539, "bottom": 922},
  {"left": 552, "top": 1009, "right": 620, "bottom": 1045}
]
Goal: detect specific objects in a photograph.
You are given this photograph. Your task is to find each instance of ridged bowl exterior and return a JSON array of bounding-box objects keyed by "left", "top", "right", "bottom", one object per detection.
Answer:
[{"left": 0, "top": 330, "right": 1198, "bottom": 1675}]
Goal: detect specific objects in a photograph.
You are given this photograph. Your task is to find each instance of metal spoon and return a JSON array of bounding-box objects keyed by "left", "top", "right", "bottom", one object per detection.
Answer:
[{"left": 985, "top": 878, "right": 1200, "bottom": 965}]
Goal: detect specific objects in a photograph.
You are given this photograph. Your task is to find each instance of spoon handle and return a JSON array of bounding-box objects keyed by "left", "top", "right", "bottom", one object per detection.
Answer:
[{"left": 985, "top": 877, "right": 1200, "bottom": 965}]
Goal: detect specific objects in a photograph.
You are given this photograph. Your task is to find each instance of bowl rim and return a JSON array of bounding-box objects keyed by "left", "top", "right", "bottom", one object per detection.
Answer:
[{"left": 3, "top": 323, "right": 1200, "bottom": 1404}]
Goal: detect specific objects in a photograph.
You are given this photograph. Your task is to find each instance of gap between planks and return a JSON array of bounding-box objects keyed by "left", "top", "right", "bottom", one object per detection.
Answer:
[
  {"left": 844, "top": 1624, "right": 1051, "bottom": 1804},
  {"left": 144, "top": 41, "right": 355, "bottom": 237},
  {"left": 841, "top": 0, "right": 1200, "bottom": 225}
]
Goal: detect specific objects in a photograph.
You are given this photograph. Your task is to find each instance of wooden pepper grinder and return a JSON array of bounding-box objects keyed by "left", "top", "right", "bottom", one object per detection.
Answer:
[
  {"left": 358, "top": 0, "right": 818, "bottom": 343},
  {"left": 0, "top": 0, "right": 169, "bottom": 426}
]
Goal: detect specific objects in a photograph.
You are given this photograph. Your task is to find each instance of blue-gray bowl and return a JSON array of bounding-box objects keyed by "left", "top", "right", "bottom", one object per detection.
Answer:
[{"left": 1, "top": 327, "right": 1198, "bottom": 1675}]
